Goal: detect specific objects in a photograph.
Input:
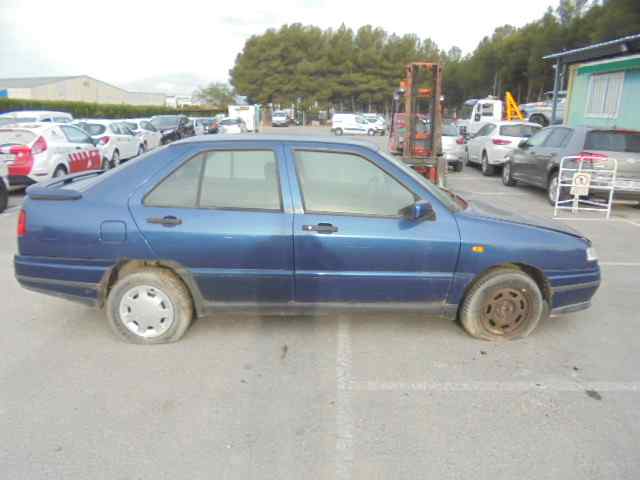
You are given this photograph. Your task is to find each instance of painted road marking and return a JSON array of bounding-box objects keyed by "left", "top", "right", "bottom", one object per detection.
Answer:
[
  {"left": 335, "top": 317, "right": 354, "bottom": 480},
  {"left": 350, "top": 380, "right": 640, "bottom": 393}
]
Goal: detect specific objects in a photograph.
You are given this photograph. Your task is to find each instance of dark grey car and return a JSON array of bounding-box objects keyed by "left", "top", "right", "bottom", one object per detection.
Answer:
[{"left": 502, "top": 126, "right": 640, "bottom": 206}]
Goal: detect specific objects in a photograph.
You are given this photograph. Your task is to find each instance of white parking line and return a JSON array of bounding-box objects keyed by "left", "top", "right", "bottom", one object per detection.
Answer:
[
  {"left": 458, "top": 191, "right": 530, "bottom": 196},
  {"left": 554, "top": 217, "right": 640, "bottom": 226},
  {"left": 351, "top": 380, "right": 640, "bottom": 393},
  {"left": 336, "top": 317, "right": 354, "bottom": 480},
  {"left": 600, "top": 262, "right": 640, "bottom": 267}
]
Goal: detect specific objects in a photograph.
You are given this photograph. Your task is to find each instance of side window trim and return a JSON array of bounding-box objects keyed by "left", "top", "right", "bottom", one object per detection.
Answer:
[
  {"left": 292, "top": 148, "right": 417, "bottom": 219},
  {"left": 143, "top": 148, "right": 285, "bottom": 212}
]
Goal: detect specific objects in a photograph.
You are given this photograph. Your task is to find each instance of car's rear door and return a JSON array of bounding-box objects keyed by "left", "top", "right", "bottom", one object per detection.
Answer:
[
  {"left": 512, "top": 128, "right": 553, "bottom": 184},
  {"left": 128, "top": 143, "right": 294, "bottom": 307},
  {"left": 59, "top": 125, "right": 101, "bottom": 172},
  {"left": 285, "top": 144, "right": 459, "bottom": 308}
]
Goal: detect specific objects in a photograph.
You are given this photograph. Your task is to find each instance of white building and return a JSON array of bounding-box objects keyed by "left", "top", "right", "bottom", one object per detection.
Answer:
[
  {"left": 165, "top": 95, "right": 194, "bottom": 108},
  {"left": 0, "top": 75, "right": 166, "bottom": 106}
]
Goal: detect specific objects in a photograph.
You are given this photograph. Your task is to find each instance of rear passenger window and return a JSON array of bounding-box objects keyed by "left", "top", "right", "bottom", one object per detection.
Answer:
[
  {"left": 144, "top": 150, "right": 281, "bottom": 211},
  {"left": 294, "top": 150, "right": 414, "bottom": 217},
  {"left": 145, "top": 155, "right": 204, "bottom": 208},
  {"left": 200, "top": 150, "right": 280, "bottom": 210},
  {"left": 543, "top": 128, "right": 573, "bottom": 148}
]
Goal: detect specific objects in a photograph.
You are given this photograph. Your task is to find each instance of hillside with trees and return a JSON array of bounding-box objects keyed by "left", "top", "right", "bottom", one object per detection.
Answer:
[{"left": 229, "top": 0, "right": 640, "bottom": 114}]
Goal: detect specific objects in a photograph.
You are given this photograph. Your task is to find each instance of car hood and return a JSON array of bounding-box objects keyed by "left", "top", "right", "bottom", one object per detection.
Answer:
[{"left": 462, "top": 198, "right": 586, "bottom": 240}]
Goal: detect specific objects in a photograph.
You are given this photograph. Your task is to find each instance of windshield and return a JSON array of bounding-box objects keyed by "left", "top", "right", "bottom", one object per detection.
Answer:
[
  {"left": 460, "top": 105, "right": 474, "bottom": 120},
  {"left": 379, "top": 151, "right": 464, "bottom": 211},
  {"left": 151, "top": 116, "right": 180, "bottom": 128},
  {"left": 585, "top": 131, "right": 640, "bottom": 153},
  {"left": 443, "top": 124, "right": 459, "bottom": 136},
  {"left": 500, "top": 125, "right": 541, "bottom": 138},
  {"left": 77, "top": 123, "right": 106, "bottom": 136}
]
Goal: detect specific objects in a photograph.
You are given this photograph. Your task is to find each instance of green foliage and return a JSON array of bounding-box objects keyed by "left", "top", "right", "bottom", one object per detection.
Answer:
[
  {"left": 230, "top": 0, "right": 640, "bottom": 111},
  {"left": 193, "top": 82, "right": 235, "bottom": 109},
  {"left": 0, "top": 98, "right": 222, "bottom": 119}
]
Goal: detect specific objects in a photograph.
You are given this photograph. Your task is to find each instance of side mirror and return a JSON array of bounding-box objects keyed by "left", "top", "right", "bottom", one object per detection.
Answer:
[
  {"left": 402, "top": 200, "right": 436, "bottom": 221},
  {"left": 474, "top": 114, "right": 481, "bottom": 122},
  {"left": 518, "top": 139, "right": 529, "bottom": 149}
]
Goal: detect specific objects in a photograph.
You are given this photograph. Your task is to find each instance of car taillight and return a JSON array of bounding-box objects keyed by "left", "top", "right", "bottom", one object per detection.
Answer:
[
  {"left": 32, "top": 136, "right": 47, "bottom": 154},
  {"left": 98, "top": 136, "right": 110, "bottom": 145},
  {"left": 492, "top": 139, "right": 512, "bottom": 145},
  {"left": 578, "top": 151, "right": 607, "bottom": 167},
  {"left": 456, "top": 136, "right": 465, "bottom": 145},
  {"left": 8, "top": 145, "right": 34, "bottom": 176},
  {"left": 17, "top": 209, "right": 26, "bottom": 237}
]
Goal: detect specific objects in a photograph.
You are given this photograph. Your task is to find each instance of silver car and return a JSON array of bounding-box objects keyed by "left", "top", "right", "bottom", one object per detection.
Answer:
[{"left": 503, "top": 125, "right": 640, "bottom": 206}]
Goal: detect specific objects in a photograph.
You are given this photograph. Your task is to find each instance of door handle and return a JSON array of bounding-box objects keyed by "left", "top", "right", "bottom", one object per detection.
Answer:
[
  {"left": 147, "top": 216, "right": 182, "bottom": 227},
  {"left": 75, "top": 146, "right": 82, "bottom": 150},
  {"left": 302, "top": 223, "right": 338, "bottom": 234}
]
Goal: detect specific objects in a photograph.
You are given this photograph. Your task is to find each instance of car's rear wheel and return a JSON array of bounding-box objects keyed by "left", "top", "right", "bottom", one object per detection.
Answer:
[
  {"left": 334, "top": 128, "right": 343, "bottom": 136},
  {"left": 106, "top": 268, "right": 193, "bottom": 344},
  {"left": 530, "top": 114, "right": 549, "bottom": 127},
  {"left": 460, "top": 268, "right": 547, "bottom": 341},
  {"left": 112, "top": 150, "right": 120, "bottom": 167},
  {"left": 53, "top": 165, "right": 67, "bottom": 178},
  {"left": 481, "top": 152, "right": 495, "bottom": 176},
  {"left": 502, "top": 161, "right": 516, "bottom": 186},
  {"left": 367, "top": 129, "right": 375, "bottom": 136},
  {"left": 0, "top": 181, "right": 8, "bottom": 213}
]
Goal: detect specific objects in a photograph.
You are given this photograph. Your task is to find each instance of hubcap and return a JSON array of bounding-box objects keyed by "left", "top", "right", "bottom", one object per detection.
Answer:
[
  {"left": 481, "top": 288, "right": 530, "bottom": 335},
  {"left": 119, "top": 285, "right": 175, "bottom": 338}
]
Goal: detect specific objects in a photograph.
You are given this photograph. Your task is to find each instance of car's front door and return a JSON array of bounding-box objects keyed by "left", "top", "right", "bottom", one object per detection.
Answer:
[
  {"left": 531, "top": 127, "right": 574, "bottom": 185},
  {"left": 468, "top": 123, "right": 494, "bottom": 163},
  {"left": 59, "top": 125, "right": 101, "bottom": 172},
  {"left": 286, "top": 146, "right": 460, "bottom": 308},
  {"left": 511, "top": 128, "right": 553, "bottom": 184},
  {"left": 129, "top": 145, "right": 294, "bottom": 307}
]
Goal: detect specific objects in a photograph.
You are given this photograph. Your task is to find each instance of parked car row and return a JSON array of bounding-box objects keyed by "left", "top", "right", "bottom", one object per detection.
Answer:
[{"left": 331, "top": 113, "right": 387, "bottom": 136}]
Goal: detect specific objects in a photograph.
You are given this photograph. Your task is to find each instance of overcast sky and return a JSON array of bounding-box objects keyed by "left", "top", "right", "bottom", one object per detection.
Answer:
[{"left": 0, "top": 0, "right": 554, "bottom": 94}]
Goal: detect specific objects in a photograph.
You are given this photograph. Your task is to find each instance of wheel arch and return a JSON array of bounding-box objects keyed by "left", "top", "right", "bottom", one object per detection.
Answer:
[
  {"left": 99, "top": 259, "right": 206, "bottom": 317},
  {"left": 455, "top": 262, "right": 552, "bottom": 319}
]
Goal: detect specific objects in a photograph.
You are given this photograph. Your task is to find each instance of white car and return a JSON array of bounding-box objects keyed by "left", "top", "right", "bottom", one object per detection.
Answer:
[
  {"left": 442, "top": 123, "right": 466, "bottom": 172},
  {"left": 74, "top": 120, "right": 143, "bottom": 168},
  {"left": 362, "top": 113, "right": 386, "bottom": 135},
  {"left": 331, "top": 113, "right": 378, "bottom": 136},
  {"left": 0, "top": 110, "right": 73, "bottom": 124},
  {"left": 465, "top": 121, "right": 542, "bottom": 176},
  {"left": 123, "top": 119, "right": 163, "bottom": 151},
  {"left": 0, "top": 123, "right": 102, "bottom": 187},
  {"left": 218, "top": 117, "right": 247, "bottom": 134}
]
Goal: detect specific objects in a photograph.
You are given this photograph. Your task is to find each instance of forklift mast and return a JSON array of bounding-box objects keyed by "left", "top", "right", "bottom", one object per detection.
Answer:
[{"left": 395, "top": 62, "right": 445, "bottom": 187}]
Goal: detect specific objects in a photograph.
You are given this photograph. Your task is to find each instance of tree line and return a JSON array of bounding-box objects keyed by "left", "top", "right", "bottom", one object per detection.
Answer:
[{"left": 224, "top": 0, "right": 639, "bottom": 114}]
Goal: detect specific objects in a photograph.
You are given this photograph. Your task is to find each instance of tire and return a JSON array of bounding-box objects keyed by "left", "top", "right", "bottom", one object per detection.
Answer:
[
  {"left": 464, "top": 148, "right": 471, "bottom": 166},
  {"left": 530, "top": 114, "right": 549, "bottom": 127},
  {"left": 106, "top": 268, "right": 193, "bottom": 344},
  {"left": 502, "top": 161, "right": 516, "bottom": 186},
  {"left": 0, "top": 181, "right": 8, "bottom": 213},
  {"left": 453, "top": 161, "right": 463, "bottom": 172},
  {"left": 367, "top": 129, "right": 375, "bottom": 136},
  {"left": 112, "top": 150, "right": 120, "bottom": 167},
  {"left": 460, "top": 268, "right": 547, "bottom": 341},
  {"left": 137, "top": 145, "right": 144, "bottom": 156},
  {"left": 547, "top": 170, "right": 569, "bottom": 206},
  {"left": 101, "top": 157, "right": 110, "bottom": 170},
  {"left": 481, "top": 152, "right": 496, "bottom": 176},
  {"left": 52, "top": 165, "right": 67, "bottom": 178},
  {"left": 334, "top": 128, "right": 343, "bottom": 136}
]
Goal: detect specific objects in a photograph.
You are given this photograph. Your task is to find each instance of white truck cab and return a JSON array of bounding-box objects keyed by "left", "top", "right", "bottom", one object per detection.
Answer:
[{"left": 456, "top": 98, "right": 503, "bottom": 136}]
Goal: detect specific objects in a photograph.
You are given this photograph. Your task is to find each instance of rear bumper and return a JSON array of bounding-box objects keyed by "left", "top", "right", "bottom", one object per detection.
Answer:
[
  {"left": 8, "top": 175, "right": 36, "bottom": 187},
  {"left": 14, "top": 255, "right": 114, "bottom": 307}
]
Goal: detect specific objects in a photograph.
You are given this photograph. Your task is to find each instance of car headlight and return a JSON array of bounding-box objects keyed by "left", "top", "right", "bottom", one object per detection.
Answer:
[{"left": 586, "top": 246, "right": 598, "bottom": 262}]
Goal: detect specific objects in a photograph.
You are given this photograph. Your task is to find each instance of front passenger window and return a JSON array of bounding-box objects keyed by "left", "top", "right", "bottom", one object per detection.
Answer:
[{"left": 294, "top": 150, "right": 414, "bottom": 217}]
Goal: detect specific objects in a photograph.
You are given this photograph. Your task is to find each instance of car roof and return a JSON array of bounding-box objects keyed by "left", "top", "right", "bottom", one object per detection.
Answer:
[
  {"left": 75, "top": 119, "right": 118, "bottom": 125},
  {"left": 174, "top": 134, "right": 381, "bottom": 151},
  {"left": 0, "top": 122, "right": 53, "bottom": 131},
  {"left": 0, "top": 110, "right": 71, "bottom": 117}
]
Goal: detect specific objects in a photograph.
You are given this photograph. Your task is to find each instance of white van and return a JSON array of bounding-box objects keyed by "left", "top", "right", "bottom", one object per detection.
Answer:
[
  {"left": 331, "top": 113, "right": 378, "bottom": 136},
  {"left": 0, "top": 110, "right": 73, "bottom": 124},
  {"left": 456, "top": 98, "right": 503, "bottom": 136}
]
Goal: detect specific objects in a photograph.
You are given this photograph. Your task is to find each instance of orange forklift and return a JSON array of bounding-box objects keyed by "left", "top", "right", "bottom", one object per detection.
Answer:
[{"left": 388, "top": 62, "right": 446, "bottom": 186}]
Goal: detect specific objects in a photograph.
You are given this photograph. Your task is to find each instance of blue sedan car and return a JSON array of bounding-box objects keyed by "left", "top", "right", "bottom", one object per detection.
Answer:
[{"left": 14, "top": 135, "right": 600, "bottom": 344}]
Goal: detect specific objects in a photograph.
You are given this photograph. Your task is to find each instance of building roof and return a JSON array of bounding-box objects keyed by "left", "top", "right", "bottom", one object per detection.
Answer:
[
  {"left": 543, "top": 33, "right": 640, "bottom": 65},
  {"left": 174, "top": 133, "right": 381, "bottom": 150},
  {"left": 0, "top": 76, "right": 84, "bottom": 89}
]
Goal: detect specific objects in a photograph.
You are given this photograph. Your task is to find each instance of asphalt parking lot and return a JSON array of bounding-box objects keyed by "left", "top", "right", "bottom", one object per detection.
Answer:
[{"left": 2, "top": 126, "right": 640, "bottom": 479}]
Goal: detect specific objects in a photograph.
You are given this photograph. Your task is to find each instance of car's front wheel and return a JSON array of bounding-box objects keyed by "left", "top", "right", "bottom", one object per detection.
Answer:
[
  {"left": 53, "top": 165, "right": 67, "bottom": 178},
  {"left": 547, "top": 171, "right": 569, "bottom": 206},
  {"left": 106, "top": 268, "right": 193, "bottom": 344},
  {"left": 334, "top": 128, "right": 343, "bottom": 136},
  {"left": 460, "top": 268, "right": 547, "bottom": 341}
]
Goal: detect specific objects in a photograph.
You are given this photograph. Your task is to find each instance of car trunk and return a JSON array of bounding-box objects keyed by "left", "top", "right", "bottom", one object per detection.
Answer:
[{"left": 584, "top": 130, "right": 640, "bottom": 179}]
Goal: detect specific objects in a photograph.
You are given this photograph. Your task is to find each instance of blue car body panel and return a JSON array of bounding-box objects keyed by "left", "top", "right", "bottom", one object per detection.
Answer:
[{"left": 14, "top": 136, "right": 601, "bottom": 318}]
